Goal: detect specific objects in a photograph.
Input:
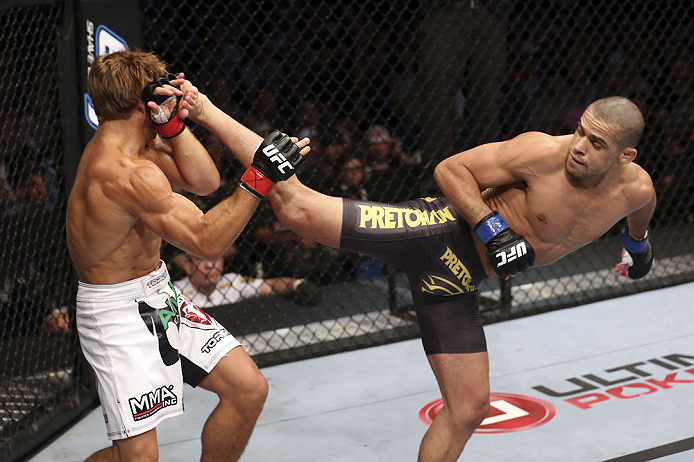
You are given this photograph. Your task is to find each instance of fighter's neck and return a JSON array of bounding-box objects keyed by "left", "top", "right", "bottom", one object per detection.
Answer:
[
  {"left": 95, "top": 121, "right": 152, "bottom": 157},
  {"left": 564, "top": 165, "right": 621, "bottom": 191}
]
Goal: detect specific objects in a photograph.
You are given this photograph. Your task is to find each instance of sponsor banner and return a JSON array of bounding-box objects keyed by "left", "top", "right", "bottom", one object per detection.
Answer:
[
  {"left": 419, "top": 353, "right": 694, "bottom": 435},
  {"left": 532, "top": 353, "right": 694, "bottom": 410},
  {"left": 75, "top": 0, "right": 143, "bottom": 140}
]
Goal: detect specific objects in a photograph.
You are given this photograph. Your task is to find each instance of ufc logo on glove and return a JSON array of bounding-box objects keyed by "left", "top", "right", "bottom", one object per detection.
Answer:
[
  {"left": 262, "top": 145, "right": 294, "bottom": 175},
  {"left": 495, "top": 242, "right": 528, "bottom": 267},
  {"left": 474, "top": 211, "right": 536, "bottom": 278},
  {"left": 239, "top": 131, "right": 306, "bottom": 199}
]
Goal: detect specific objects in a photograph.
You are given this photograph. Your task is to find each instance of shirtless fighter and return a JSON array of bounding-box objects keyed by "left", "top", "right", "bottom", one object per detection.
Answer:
[
  {"left": 66, "top": 51, "right": 306, "bottom": 461},
  {"left": 186, "top": 94, "right": 656, "bottom": 461}
]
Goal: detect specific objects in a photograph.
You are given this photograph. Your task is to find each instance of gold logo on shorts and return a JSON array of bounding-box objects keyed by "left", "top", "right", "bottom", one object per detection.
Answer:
[
  {"left": 421, "top": 275, "right": 467, "bottom": 296},
  {"left": 357, "top": 204, "right": 455, "bottom": 229}
]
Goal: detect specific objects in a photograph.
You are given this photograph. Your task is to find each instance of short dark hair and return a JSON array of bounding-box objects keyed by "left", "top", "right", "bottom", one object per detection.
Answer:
[{"left": 587, "top": 96, "right": 644, "bottom": 149}]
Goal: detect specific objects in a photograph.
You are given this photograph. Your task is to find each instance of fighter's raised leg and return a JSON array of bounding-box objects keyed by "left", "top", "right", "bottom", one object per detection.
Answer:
[{"left": 269, "top": 177, "right": 343, "bottom": 249}]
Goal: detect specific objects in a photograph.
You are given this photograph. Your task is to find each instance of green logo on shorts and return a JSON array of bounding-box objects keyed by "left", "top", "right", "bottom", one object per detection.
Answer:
[{"left": 159, "top": 282, "right": 180, "bottom": 331}]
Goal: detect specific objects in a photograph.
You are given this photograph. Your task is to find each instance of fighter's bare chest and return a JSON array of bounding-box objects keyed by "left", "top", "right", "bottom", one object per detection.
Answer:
[{"left": 524, "top": 182, "right": 623, "bottom": 244}]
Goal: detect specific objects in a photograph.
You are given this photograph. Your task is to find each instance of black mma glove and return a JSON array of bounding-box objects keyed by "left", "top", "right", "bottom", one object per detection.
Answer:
[
  {"left": 142, "top": 73, "right": 185, "bottom": 139},
  {"left": 620, "top": 228, "right": 654, "bottom": 279},
  {"left": 474, "top": 211, "right": 536, "bottom": 279},
  {"left": 239, "top": 130, "right": 306, "bottom": 199}
]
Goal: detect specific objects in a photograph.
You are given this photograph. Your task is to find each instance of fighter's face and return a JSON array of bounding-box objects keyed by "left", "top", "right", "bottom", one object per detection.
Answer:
[{"left": 566, "top": 110, "right": 622, "bottom": 180}]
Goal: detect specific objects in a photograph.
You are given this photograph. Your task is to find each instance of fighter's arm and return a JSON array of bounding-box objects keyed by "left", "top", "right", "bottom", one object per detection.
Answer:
[
  {"left": 180, "top": 91, "right": 261, "bottom": 169},
  {"left": 615, "top": 170, "right": 657, "bottom": 279},
  {"left": 146, "top": 75, "right": 220, "bottom": 196},
  {"left": 106, "top": 161, "right": 258, "bottom": 260},
  {"left": 434, "top": 132, "right": 554, "bottom": 226},
  {"left": 434, "top": 132, "right": 556, "bottom": 278},
  {"left": 624, "top": 172, "right": 657, "bottom": 239},
  {"left": 150, "top": 129, "right": 219, "bottom": 196}
]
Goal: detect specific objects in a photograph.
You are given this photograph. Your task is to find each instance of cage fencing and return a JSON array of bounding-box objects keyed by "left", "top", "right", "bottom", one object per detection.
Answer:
[
  {"left": 1, "top": 1, "right": 694, "bottom": 460},
  {"left": 141, "top": 0, "right": 694, "bottom": 364}
]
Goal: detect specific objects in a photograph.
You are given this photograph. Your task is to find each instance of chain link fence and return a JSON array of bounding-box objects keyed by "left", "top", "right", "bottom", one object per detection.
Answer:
[
  {"left": 1, "top": 0, "right": 694, "bottom": 459},
  {"left": 0, "top": 2, "right": 94, "bottom": 460},
  {"left": 143, "top": 0, "right": 694, "bottom": 365}
]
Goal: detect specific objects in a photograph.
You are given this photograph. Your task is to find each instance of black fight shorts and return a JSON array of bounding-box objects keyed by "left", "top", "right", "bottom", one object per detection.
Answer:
[{"left": 340, "top": 197, "right": 490, "bottom": 354}]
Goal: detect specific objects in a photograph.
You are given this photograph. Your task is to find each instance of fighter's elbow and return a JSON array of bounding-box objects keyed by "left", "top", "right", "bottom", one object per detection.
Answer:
[
  {"left": 192, "top": 245, "right": 224, "bottom": 262},
  {"left": 189, "top": 235, "right": 228, "bottom": 261},
  {"left": 433, "top": 160, "right": 453, "bottom": 189},
  {"left": 193, "top": 175, "right": 221, "bottom": 196}
]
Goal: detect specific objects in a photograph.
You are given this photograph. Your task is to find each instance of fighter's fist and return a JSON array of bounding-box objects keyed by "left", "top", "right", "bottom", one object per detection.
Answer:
[
  {"left": 614, "top": 228, "right": 654, "bottom": 280},
  {"left": 239, "top": 130, "right": 306, "bottom": 199},
  {"left": 142, "top": 73, "right": 185, "bottom": 138},
  {"left": 474, "top": 211, "right": 536, "bottom": 279}
]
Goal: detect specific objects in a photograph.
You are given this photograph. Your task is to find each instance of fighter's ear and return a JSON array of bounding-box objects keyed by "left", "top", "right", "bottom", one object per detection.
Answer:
[{"left": 619, "top": 147, "right": 637, "bottom": 164}]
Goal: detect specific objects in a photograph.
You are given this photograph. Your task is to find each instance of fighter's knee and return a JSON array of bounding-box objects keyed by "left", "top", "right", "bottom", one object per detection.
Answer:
[
  {"left": 469, "top": 396, "right": 490, "bottom": 428},
  {"left": 248, "top": 372, "right": 269, "bottom": 406},
  {"left": 220, "top": 369, "right": 268, "bottom": 410},
  {"left": 447, "top": 394, "right": 490, "bottom": 431}
]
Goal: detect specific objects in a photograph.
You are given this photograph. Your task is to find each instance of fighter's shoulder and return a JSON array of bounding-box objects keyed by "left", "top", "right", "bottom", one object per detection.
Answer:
[
  {"left": 623, "top": 163, "right": 655, "bottom": 205},
  {"left": 96, "top": 154, "right": 169, "bottom": 205},
  {"left": 501, "top": 132, "right": 567, "bottom": 169},
  {"left": 506, "top": 131, "right": 567, "bottom": 152}
]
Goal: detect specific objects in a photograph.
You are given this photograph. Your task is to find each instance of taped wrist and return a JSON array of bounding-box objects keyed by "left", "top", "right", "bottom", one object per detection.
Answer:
[
  {"left": 623, "top": 228, "right": 649, "bottom": 253},
  {"left": 474, "top": 211, "right": 509, "bottom": 245},
  {"left": 155, "top": 112, "right": 185, "bottom": 138},
  {"left": 142, "top": 73, "right": 185, "bottom": 139},
  {"left": 239, "top": 167, "right": 274, "bottom": 199}
]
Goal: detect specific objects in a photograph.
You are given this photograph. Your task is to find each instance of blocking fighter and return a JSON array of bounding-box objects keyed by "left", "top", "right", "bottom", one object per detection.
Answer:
[
  {"left": 187, "top": 92, "right": 655, "bottom": 461},
  {"left": 66, "top": 51, "right": 306, "bottom": 461}
]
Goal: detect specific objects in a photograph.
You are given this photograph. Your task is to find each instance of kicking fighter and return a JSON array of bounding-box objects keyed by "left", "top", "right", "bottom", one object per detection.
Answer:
[
  {"left": 66, "top": 50, "right": 306, "bottom": 461},
  {"left": 185, "top": 93, "right": 655, "bottom": 461}
]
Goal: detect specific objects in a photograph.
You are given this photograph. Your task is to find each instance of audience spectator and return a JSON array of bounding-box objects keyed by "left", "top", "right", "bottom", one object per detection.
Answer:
[
  {"left": 172, "top": 252, "right": 321, "bottom": 308},
  {"left": 16, "top": 163, "right": 53, "bottom": 213},
  {"left": 362, "top": 124, "right": 423, "bottom": 203},
  {"left": 41, "top": 306, "right": 70, "bottom": 334},
  {"left": 298, "top": 130, "right": 345, "bottom": 195},
  {"left": 334, "top": 154, "right": 385, "bottom": 280},
  {"left": 336, "top": 155, "right": 367, "bottom": 201},
  {"left": 651, "top": 98, "right": 694, "bottom": 224},
  {"left": 296, "top": 98, "right": 324, "bottom": 140},
  {"left": 244, "top": 87, "right": 288, "bottom": 137},
  {"left": 419, "top": 0, "right": 508, "bottom": 163},
  {"left": 249, "top": 201, "right": 319, "bottom": 278}
]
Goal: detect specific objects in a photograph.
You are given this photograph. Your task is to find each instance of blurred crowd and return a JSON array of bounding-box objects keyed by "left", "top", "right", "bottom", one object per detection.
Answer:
[
  {"left": 139, "top": 0, "right": 694, "bottom": 293},
  {"left": 2, "top": 0, "right": 694, "bottom": 326}
]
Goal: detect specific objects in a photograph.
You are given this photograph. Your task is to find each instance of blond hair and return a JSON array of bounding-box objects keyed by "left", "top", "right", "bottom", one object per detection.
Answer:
[{"left": 87, "top": 50, "right": 167, "bottom": 121}]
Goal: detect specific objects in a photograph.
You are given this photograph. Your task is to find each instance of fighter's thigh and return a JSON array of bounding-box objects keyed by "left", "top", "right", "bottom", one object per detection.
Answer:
[
  {"left": 198, "top": 347, "right": 267, "bottom": 399},
  {"left": 427, "top": 352, "right": 490, "bottom": 404}
]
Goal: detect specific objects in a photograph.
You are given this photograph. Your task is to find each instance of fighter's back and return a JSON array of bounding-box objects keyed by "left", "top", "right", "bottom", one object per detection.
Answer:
[{"left": 66, "top": 133, "right": 162, "bottom": 284}]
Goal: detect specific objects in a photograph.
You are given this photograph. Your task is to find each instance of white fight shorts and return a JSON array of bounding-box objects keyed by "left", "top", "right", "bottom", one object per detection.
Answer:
[{"left": 76, "top": 261, "right": 241, "bottom": 440}]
